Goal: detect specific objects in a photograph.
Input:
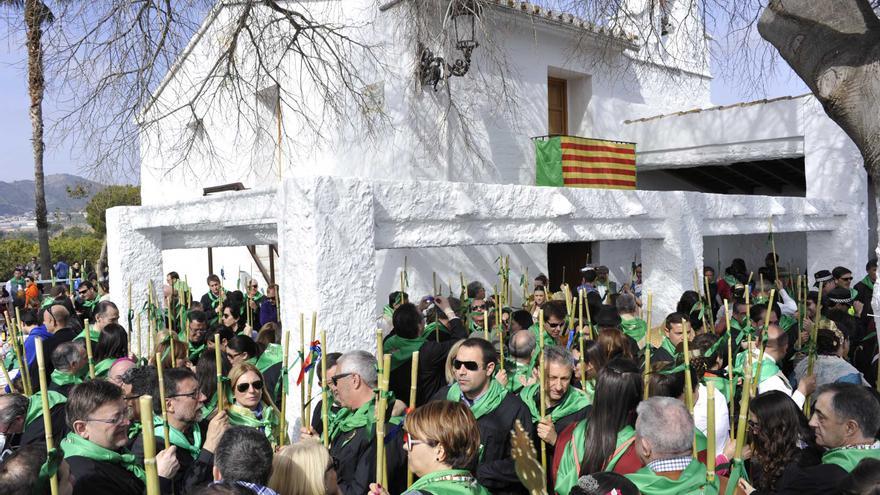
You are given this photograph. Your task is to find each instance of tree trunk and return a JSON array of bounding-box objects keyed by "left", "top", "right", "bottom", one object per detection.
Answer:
[
  {"left": 25, "top": 0, "right": 51, "bottom": 279},
  {"left": 97, "top": 238, "right": 108, "bottom": 282}
]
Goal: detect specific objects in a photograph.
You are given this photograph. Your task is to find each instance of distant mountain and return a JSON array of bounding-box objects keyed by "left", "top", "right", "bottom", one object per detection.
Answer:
[{"left": 0, "top": 174, "right": 105, "bottom": 216}]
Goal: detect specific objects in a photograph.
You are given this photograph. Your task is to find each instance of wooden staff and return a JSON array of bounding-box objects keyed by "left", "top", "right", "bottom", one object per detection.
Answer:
[
  {"left": 138, "top": 396, "right": 161, "bottom": 495},
  {"left": 723, "top": 299, "right": 735, "bottom": 432},
  {"left": 644, "top": 292, "right": 653, "bottom": 400},
  {"left": 704, "top": 275, "right": 715, "bottom": 330},
  {"left": 751, "top": 289, "right": 776, "bottom": 397},
  {"left": 804, "top": 282, "right": 824, "bottom": 415},
  {"left": 34, "top": 339, "right": 58, "bottom": 495},
  {"left": 578, "top": 289, "right": 586, "bottom": 387},
  {"left": 682, "top": 322, "right": 694, "bottom": 413},
  {"left": 538, "top": 325, "right": 547, "bottom": 474},
  {"left": 136, "top": 314, "right": 143, "bottom": 360},
  {"left": 300, "top": 314, "right": 306, "bottom": 424},
  {"left": 127, "top": 282, "right": 133, "bottom": 356},
  {"left": 279, "top": 331, "right": 290, "bottom": 447},
  {"left": 523, "top": 266, "right": 529, "bottom": 304},
  {"left": 583, "top": 296, "right": 593, "bottom": 341},
  {"left": 8, "top": 315, "right": 31, "bottom": 395},
  {"left": 733, "top": 372, "right": 753, "bottom": 460},
  {"left": 483, "top": 311, "right": 489, "bottom": 340},
  {"left": 168, "top": 330, "right": 176, "bottom": 368},
  {"left": 795, "top": 274, "right": 804, "bottom": 351},
  {"left": 320, "top": 330, "right": 329, "bottom": 447},
  {"left": 148, "top": 279, "right": 156, "bottom": 335},
  {"left": 155, "top": 353, "right": 171, "bottom": 449},
  {"left": 84, "top": 321, "right": 96, "bottom": 379},
  {"left": 0, "top": 360, "right": 15, "bottom": 393},
  {"left": 376, "top": 354, "right": 391, "bottom": 488},
  {"left": 693, "top": 268, "right": 700, "bottom": 294},
  {"left": 407, "top": 351, "right": 420, "bottom": 487},
  {"left": 305, "top": 312, "right": 318, "bottom": 421},
  {"left": 769, "top": 217, "right": 779, "bottom": 283},
  {"left": 214, "top": 334, "right": 225, "bottom": 411},
  {"left": 706, "top": 381, "right": 716, "bottom": 482}
]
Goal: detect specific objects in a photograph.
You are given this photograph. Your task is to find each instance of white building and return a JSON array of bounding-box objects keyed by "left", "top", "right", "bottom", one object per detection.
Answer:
[{"left": 113, "top": 0, "right": 869, "bottom": 367}]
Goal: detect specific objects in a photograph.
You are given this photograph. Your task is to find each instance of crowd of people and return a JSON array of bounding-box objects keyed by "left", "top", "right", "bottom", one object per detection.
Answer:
[{"left": 0, "top": 254, "right": 879, "bottom": 495}]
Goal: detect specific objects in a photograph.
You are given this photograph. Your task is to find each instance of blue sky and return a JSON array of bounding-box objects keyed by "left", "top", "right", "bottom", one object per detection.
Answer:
[{"left": 0, "top": 20, "right": 809, "bottom": 183}]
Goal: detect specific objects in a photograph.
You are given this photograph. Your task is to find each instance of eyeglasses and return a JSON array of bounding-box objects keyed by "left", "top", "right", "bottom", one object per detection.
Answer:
[
  {"left": 123, "top": 394, "right": 143, "bottom": 402},
  {"left": 330, "top": 373, "right": 353, "bottom": 386},
  {"left": 403, "top": 432, "right": 434, "bottom": 451},
  {"left": 226, "top": 351, "right": 243, "bottom": 361},
  {"left": 168, "top": 388, "right": 201, "bottom": 400},
  {"left": 236, "top": 380, "right": 263, "bottom": 393},
  {"left": 452, "top": 359, "right": 480, "bottom": 371},
  {"left": 747, "top": 419, "right": 759, "bottom": 432},
  {"left": 85, "top": 412, "right": 128, "bottom": 426},
  {"left": 546, "top": 321, "right": 565, "bottom": 329}
]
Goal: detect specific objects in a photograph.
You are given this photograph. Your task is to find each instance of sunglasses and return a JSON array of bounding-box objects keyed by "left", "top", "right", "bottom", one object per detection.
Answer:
[
  {"left": 330, "top": 372, "right": 353, "bottom": 386},
  {"left": 452, "top": 359, "right": 480, "bottom": 371},
  {"left": 236, "top": 380, "right": 263, "bottom": 393},
  {"left": 546, "top": 321, "right": 565, "bottom": 328},
  {"left": 840, "top": 277, "right": 854, "bottom": 281},
  {"left": 78, "top": 290, "right": 88, "bottom": 295}
]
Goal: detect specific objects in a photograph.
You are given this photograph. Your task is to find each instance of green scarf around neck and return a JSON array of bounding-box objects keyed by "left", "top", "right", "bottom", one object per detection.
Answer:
[
  {"left": 25, "top": 391, "right": 67, "bottom": 427},
  {"left": 519, "top": 383, "right": 591, "bottom": 424},
  {"left": 659, "top": 336, "right": 679, "bottom": 358},
  {"left": 255, "top": 343, "right": 284, "bottom": 373},
  {"left": 188, "top": 342, "right": 206, "bottom": 361},
  {"left": 822, "top": 446, "right": 880, "bottom": 472},
  {"left": 227, "top": 403, "right": 278, "bottom": 444},
  {"left": 405, "top": 469, "right": 490, "bottom": 495},
  {"left": 528, "top": 324, "right": 558, "bottom": 348},
  {"left": 554, "top": 422, "right": 636, "bottom": 495},
  {"left": 446, "top": 379, "right": 508, "bottom": 420},
  {"left": 94, "top": 358, "right": 116, "bottom": 378},
  {"left": 620, "top": 318, "right": 648, "bottom": 343},
  {"left": 732, "top": 352, "right": 780, "bottom": 383},
  {"left": 328, "top": 399, "right": 376, "bottom": 443},
  {"left": 61, "top": 432, "right": 145, "bottom": 484},
  {"left": 860, "top": 275, "right": 875, "bottom": 291},
  {"left": 626, "top": 459, "right": 720, "bottom": 495},
  {"left": 50, "top": 369, "right": 83, "bottom": 388},
  {"left": 385, "top": 334, "right": 427, "bottom": 371},
  {"left": 422, "top": 321, "right": 450, "bottom": 340},
  {"left": 74, "top": 327, "right": 100, "bottom": 343},
  {"left": 153, "top": 415, "right": 202, "bottom": 460},
  {"left": 504, "top": 359, "right": 533, "bottom": 394}
]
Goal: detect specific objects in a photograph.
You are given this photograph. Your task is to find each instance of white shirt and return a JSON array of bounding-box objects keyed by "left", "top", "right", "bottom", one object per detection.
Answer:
[
  {"left": 757, "top": 355, "right": 806, "bottom": 408},
  {"left": 694, "top": 382, "right": 729, "bottom": 456},
  {"left": 776, "top": 288, "right": 798, "bottom": 316}
]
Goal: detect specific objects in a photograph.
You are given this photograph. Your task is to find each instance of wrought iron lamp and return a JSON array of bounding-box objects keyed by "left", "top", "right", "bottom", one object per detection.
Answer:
[{"left": 419, "top": 0, "right": 481, "bottom": 90}]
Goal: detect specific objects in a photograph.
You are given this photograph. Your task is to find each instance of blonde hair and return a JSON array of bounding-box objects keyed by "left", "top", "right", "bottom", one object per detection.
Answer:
[
  {"left": 269, "top": 441, "right": 332, "bottom": 495},
  {"left": 228, "top": 361, "right": 279, "bottom": 413},
  {"left": 444, "top": 339, "right": 465, "bottom": 384}
]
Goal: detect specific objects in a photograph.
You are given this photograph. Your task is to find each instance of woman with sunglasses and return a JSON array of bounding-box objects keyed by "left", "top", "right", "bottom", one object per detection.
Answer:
[
  {"left": 737, "top": 390, "right": 842, "bottom": 495},
  {"left": 370, "top": 400, "right": 488, "bottom": 495},
  {"left": 227, "top": 362, "right": 280, "bottom": 445},
  {"left": 269, "top": 440, "right": 341, "bottom": 495}
]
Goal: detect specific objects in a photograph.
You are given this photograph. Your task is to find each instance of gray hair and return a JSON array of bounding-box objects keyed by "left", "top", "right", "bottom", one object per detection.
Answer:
[
  {"left": 509, "top": 329, "right": 536, "bottom": 359},
  {"left": 0, "top": 394, "right": 28, "bottom": 427},
  {"left": 615, "top": 293, "right": 637, "bottom": 315},
  {"left": 338, "top": 350, "right": 378, "bottom": 388},
  {"left": 635, "top": 397, "right": 693, "bottom": 456},
  {"left": 544, "top": 345, "right": 574, "bottom": 370},
  {"left": 51, "top": 341, "right": 84, "bottom": 372}
]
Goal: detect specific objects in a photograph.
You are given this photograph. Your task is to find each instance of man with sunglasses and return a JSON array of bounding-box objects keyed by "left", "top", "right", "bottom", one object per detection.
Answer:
[
  {"left": 73, "top": 281, "right": 99, "bottom": 326},
  {"left": 130, "top": 368, "right": 228, "bottom": 494},
  {"left": 62, "top": 380, "right": 180, "bottom": 495},
  {"left": 431, "top": 337, "right": 534, "bottom": 494},
  {"left": 245, "top": 281, "right": 266, "bottom": 328},
  {"left": 529, "top": 300, "right": 566, "bottom": 348},
  {"left": 326, "top": 350, "right": 406, "bottom": 495}
]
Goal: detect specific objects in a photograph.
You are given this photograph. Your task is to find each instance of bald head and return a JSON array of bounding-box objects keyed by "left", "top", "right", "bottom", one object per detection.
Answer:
[
  {"left": 43, "top": 305, "right": 70, "bottom": 333},
  {"left": 510, "top": 329, "right": 536, "bottom": 361}
]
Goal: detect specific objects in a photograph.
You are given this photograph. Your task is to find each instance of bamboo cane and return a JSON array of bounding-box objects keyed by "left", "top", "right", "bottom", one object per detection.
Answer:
[
  {"left": 84, "top": 321, "right": 96, "bottom": 379},
  {"left": 769, "top": 217, "right": 780, "bottom": 283},
  {"left": 214, "top": 334, "right": 225, "bottom": 411},
  {"left": 0, "top": 360, "right": 15, "bottom": 393},
  {"left": 148, "top": 279, "right": 156, "bottom": 335},
  {"left": 127, "top": 282, "right": 132, "bottom": 356},
  {"left": 751, "top": 289, "right": 776, "bottom": 397},
  {"left": 407, "top": 351, "right": 420, "bottom": 487},
  {"left": 733, "top": 372, "right": 753, "bottom": 460},
  {"left": 723, "top": 299, "right": 735, "bottom": 434},
  {"left": 805, "top": 282, "right": 825, "bottom": 415},
  {"left": 9, "top": 317, "right": 30, "bottom": 395},
  {"left": 300, "top": 314, "right": 306, "bottom": 424},
  {"left": 704, "top": 275, "right": 716, "bottom": 330},
  {"left": 644, "top": 292, "right": 653, "bottom": 400},
  {"left": 694, "top": 268, "right": 700, "bottom": 294},
  {"left": 155, "top": 353, "right": 171, "bottom": 449},
  {"left": 34, "top": 338, "right": 58, "bottom": 495},
  {"left": 483, "top": 311, "right": 489, "bottom": 340},
  {"left": 583, "top": 297, "right": 593, "bottom": 341},
  {"left": 279, "top": 331, "right": 290, "bottom": 447},
  {"left": 682, "top": 321, "right": 694, "bottom": 413},
  {"left": 306, "top": 312, "right": 317, "bottom": 421},
  {"left": 706, "top": 381, "right": 716, "bottom": 482},
  {"left": 538, "top": 325, "right": 547, "bottom": 475},
  {"left": 578, "top": 289, "right": 586, "bottom": 387},
  {"left": 136, "top": 315, "right": 142, "bottom": 360},
  {"left": 795, "top": 274, "right": 804, "bottom": 351},
  {"left": 138, "top": 396, "right": 161, "bottom": 495},
  {"left": 376, "top": 354, "right": 390, "bottom": 488},
  {"left": 321, "top": 330, "right": 329, "bottom": 447}
]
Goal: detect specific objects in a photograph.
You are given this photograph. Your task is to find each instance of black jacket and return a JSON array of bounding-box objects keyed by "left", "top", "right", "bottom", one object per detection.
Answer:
[
  {"left": 431, "top": 384, "right": 534, "bottom": 495},
  {"left": 386, "top": 317, "right": 468, "bottom": 407},
  {"left": 750, "top": 448, "right": 848, "bottom": 495},
  {"left": 130, "top": 423, "right": 214, "bottom": 494},
  {"left": 310, "top": 399, "right": 341, "bottom": 436},
  {"left": 329, "top": 413, "right": 407, "bottom": 495},
  {"left": 20, "top": 403, "right": 69, "bottom": 447},
  {"left": 66, "top": 455, "right": 145, "bottom": 495}
]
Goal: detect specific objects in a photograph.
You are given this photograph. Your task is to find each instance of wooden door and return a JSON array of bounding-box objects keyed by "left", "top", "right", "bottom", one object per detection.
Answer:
[{"left": 548, "top": 77, "right": 568, "bottom": 136}]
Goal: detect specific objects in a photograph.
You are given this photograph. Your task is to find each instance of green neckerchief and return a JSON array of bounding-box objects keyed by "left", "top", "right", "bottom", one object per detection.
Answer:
[
  {"left": 50, "top": 369, "right": 83, "bottom": 388},
  {"left": 385, "top": 334, "right": 427, "bottom": 371},
  {"left": 519, "top": 383, "right": 591, "bottom": 424},
  {"left": 723, "top": 274, "right": 737, "bottom": 286},
  {"left": 860, "top": 276, "right": 875, "bottom": 291},
  {"left": 405, "top": 469, "right": 490, "bottom": 495},
  {"left": 41, "top": 297, "right": 56, "bottom": 309},
  {"left": 703, "top": 373, "right": 730, "bottom": 404},
  {"left": 94, "top": 357, "right": 116, "bottom": 378},
  {"left": 732, "top": 352, "right": 780, "bottom": 383},
  {"left": 821, "top": 445, "right": 880, "bottom": 472},
  {"left": 626, "top": 459, "right": 720, "bottom": 495},
  {"left": 724, "top": 458, "right": 749, "bottom": 495},
  {"left": 82, "top": 297, "right": 99, "bottom": 312},
  {"left": 422, "top": 321, "right": 450, "bottom": 339},
  {"left": 200, "top": 392, "right": 218, "bottom": 418},
  {"left": 25, "top": 390, "right": 67, "bottom": 427},
  {"left": 36, "top": 447, "right": 63, "bottom": 493},
  {"left": 61, "top": 432, "right": 146, "bottom": 484},
  {"left": 659, "top": 336, "right": 678, "bottom": 358},
  {"left": 247, "top": 292, "right": 265, "bottom": 304},
  {"left": 554, "top": 422, "right": 636, "bottom": 495},
  {"left": 128, "top": 421, "right": 143, "bottom": 440},
  {"left": 731, "top": 319, "right": 755, "bottom": 347},
  {"left": 206, "top": 289, "right": 226, "bottom": 308},
  {"left": 446, "top": 379, "right": 508, "bottom": 420},
  {"left": 328, "top": 399, "right": 376, "bottom": 442},
  {"left": 383, "top": 305, "right": 394, "bottom": 320},
  {"left": 153, "top": 415, "right": 202, "bottom": 460},
  {"left": 528, "top": 323, "right": 557, "bottom": 348},
  {"left": 779, "top": 314, "right": 798, "bottom": 333},
  {"left": 255, "top": 343, "right": 284, "bottom": 373},
  {"left": 188, "top": 341, "right": 206, "bottom": 360},
  {"left": 581, "top": 378, "right": 596, "bottom": 403},
  {"left": 227, "top": 403, "right": 278, "bottom": 444},
  {"left": 74, "top": 327, "right": 100, "bottom": 342},
  {"left": 620, "top": 317, "right": 647, "bottom": 343},
  {"left": 504, "top": 359, "right": 533, "bottom": 394}
]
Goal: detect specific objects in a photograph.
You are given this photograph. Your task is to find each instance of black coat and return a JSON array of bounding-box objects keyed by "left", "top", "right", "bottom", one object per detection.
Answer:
[
  {"left": 329, "top": 414, "right": 407, "bottom": 495},
  {"left": 20, "top": 403, "right": 68, "bottom": 447},
  {"left": 386, "top": 317, "right": 468, "bottom": 407},
  {"left": 66, "top": 455, "right": 145, "bottom": 495},
  {"left": 431, "top": 384, "right": 534, "bottom": 495},
  {"left": 130, "top": 424, "right": 214, "bottom": 495},
  {"left": 310, "top": 399, "right": 341, "bottom": 436},
  {"left": 750, "top": 448, "right": 849, "bottom": 495}
]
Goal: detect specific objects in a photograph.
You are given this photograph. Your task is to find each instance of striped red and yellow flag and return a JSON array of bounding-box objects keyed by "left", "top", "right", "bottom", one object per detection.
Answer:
[{"left": 560, "top": 136, "right": 636, "bottom": 189}]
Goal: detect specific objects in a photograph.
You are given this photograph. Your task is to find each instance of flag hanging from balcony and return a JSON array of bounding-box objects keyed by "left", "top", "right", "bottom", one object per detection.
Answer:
[{"left": 535, "top": 136, "right": 637, "bottom": 189}]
